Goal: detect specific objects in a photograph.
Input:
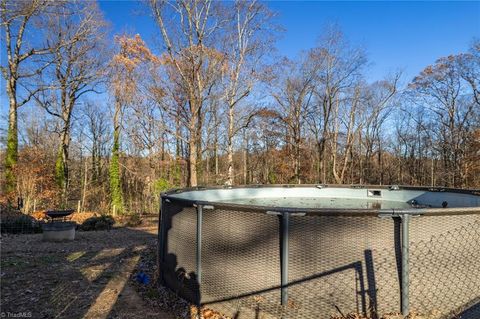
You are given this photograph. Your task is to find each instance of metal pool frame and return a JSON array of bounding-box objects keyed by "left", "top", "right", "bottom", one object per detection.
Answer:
[{"left": 158, "top": 184, "right": 480, "bottom": 317}]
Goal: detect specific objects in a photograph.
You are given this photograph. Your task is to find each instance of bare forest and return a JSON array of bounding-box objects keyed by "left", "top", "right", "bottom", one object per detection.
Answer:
[{"left": 2, "top": 0, "right": 479, "bottom": 215}]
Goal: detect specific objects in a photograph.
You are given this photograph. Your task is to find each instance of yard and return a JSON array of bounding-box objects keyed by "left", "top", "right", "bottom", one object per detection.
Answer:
[
  {"left": 0, "top": 223, "right": 185, "bottom": 319},
  {"left": 0, "top": 217, "right": 467, "bottom": 319}
]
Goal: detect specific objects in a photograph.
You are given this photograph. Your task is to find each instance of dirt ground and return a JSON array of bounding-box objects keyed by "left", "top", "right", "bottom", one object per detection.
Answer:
[
  {"left": 0, "top": 222, "right": 435, "bottom": 319},
  {"left": 0, "top": 223, "right": 178, "bottom": 319}
]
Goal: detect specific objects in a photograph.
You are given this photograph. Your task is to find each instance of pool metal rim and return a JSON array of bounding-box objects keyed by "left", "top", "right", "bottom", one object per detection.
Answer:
[{"left": 160, "top": 184, "right": 480, "bottom": 217}]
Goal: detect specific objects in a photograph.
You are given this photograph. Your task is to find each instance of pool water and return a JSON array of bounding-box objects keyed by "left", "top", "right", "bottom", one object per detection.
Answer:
[{"left": 216, "top": 197, "right": 414, "bottom": 209}]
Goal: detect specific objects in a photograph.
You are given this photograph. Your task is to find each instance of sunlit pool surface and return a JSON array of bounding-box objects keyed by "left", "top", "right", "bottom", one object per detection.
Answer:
[{"left": 215, "top": 197, "right": 413, "bottom": 209}]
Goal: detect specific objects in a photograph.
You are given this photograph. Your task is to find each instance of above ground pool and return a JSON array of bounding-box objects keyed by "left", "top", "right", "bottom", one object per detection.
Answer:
[{"left": 158, "top": 185, "right": 480, "bottom": 319}]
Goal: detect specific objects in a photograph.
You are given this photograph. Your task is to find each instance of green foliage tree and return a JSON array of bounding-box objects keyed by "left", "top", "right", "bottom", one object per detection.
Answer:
[
  {"left": 108, "top": 34, "right": 158, "bottom": 214},
  {"left": 109, "top": 130, "right": 123, "bottom": 214},
  {"left": 5, "top": 125, "right": 17, "bottom": 193},
  {"left": 55, "top": 148, "right": 65, "bottom": 192},
  {"left": 1, "top": 0, "right": 55, "bottom": 194}
]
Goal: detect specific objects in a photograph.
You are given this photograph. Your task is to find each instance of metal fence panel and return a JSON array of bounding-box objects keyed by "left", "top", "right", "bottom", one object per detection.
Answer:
[
  {"left": 159, "top": 187, "right": 480, "bottom": 319},
  {"left": 409, "top": 215, "right": 480, "bottom": 319},
  {"left": 201, "top": 208, "right": 282, "bottom": 318},
  {"left": 288, "top": 215, "right": 399, "bottom": 318},
  {"left": 160, "top": 202, "right": 199, "bottom": 302}
]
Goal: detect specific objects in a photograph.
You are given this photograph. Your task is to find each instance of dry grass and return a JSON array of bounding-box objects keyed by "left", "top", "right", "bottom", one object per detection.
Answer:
[
  {"left": 0, "top": 222, "right": 450, "bottom": 319},
  {"left": 0, "top": 224, "right": 174, "bottom": 319}
]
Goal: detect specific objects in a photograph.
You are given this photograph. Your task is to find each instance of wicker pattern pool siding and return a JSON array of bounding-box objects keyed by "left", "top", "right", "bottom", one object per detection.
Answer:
[{"left": 159, "top": 186, "right": 480, "bottom": 319}]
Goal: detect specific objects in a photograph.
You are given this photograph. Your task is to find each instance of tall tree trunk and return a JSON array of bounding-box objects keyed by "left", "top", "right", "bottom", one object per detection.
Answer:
[
  {"left": 378, "top": 142, "right": 383, "bottom": 185},
  {"left": 188, "top": 137, "right": 198, "bottom": 187},
  {"left": 294, "top": 140, "right": 301, "bottom": 184},
  {"left": 81, "top": 160, "right": 88, "bottom": 212},
  {"left": 188, "top": 110, "right": 198, "bottom": 186},
  {"left": 56, "top": 126, "right": 70, "bottom": 205},
  {"left": 110, "top": 100, "right": 124, "bottom": 214},
  {"left": 214, "top": 127, "right": 219, "bottom": 177},
  {"left": 316, "top": 141, "right": 322, "bottom": 183},
  {"left": 294, "top": 104, "right": 301, "bottom": 184},
  {"left": 243, "top": 131, "right": 248, "bottom": 184},
  {"left": 175, "top": 109, "right": 181, "bottom": 158},
  {"left": 196, "top": 114, "right": 202, "bottom": 176},
  {"left": 213, "top": 108, "right": 219, "bottom": 184},
  {"left": 205, "top": 146, "right": 210, "bottom": 184},
  {"left": 227, "top": 105, "right": 234, "bottom": 185},
  {"left": 5, "top": 90, "right": 18, "bottom": 194}
]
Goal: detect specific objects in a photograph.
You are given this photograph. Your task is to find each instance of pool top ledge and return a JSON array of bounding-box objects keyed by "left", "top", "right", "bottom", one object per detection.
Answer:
[{"left": 161, "top": 185, "right": 480, "bottom": 216}]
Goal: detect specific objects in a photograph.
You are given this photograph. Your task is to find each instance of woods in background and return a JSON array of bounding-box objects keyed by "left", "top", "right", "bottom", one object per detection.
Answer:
[{"left": 1, "top": 0, "right": 479, "bottom": 215}]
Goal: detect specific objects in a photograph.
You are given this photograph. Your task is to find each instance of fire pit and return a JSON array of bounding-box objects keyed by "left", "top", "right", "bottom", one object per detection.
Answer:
[
  {"left": 45, "top": 209, "right": 75, "bottom": 221},
  {"left": 42, "top": 210, "right": 76, "bottom": 241}
]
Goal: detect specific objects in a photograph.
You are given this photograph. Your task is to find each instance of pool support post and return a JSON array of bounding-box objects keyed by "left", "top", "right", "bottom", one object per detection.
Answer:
[
  {"left": 281, "top": 212, "right": 289, "bottom": 306},
  {"left": 401, "top": 213, "right": 410, "bottom": 317},
  {"left": 196, "top": 204, "right": 203, "bottom": 286},
  {"left": 379, "top": 209, "right": 413, "bottom": 317},
  {"left": 158, "top": 197, "right": 167, "bottom": 284}
]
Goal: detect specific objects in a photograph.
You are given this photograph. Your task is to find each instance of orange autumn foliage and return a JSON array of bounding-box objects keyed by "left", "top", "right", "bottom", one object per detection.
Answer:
[
  {"left": 111, "top": 34, "right": 161, "bottom": 103},
  {"left": 31, "top": 211, "right": 47, "bottom": 220},
  {"left": 69, "top": 211, "right": 100, "bottom": 224},
  {"left": 113, "top": 34, "right": 159, "bottom": 72}
]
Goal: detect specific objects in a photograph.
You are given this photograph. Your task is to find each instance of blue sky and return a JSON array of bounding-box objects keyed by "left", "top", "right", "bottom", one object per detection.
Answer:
[
  {"left": 269, "top": 1, "right": 480, "bottom": 81},
  {"left": 98, "top": 0, "right": 480, "bottom": 82},
  {"left": 1, "top": 1, "right": 479, "bottom": 123}
]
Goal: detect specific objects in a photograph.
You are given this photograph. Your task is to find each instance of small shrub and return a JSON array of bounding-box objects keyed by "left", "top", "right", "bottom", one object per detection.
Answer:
[
  {"left": 70, "top": 211, "right": 99, "bottom": 224},
  {"left": 80, "top": 215, "right": 115, "bottom": 231},
  {"left": 117, "top": 213, "right": 142, "bottom": 227},
  {"left": 94, "top": 219, "right": 110, "bottom": 230},
  {"left": 0, "top": 212, "right": 42, "bottom": 234},
  {"left": 153, "top": 177, "right": 172, "bottom": 193},
  {"left": 1, "top": 204, "right": 42, "bottom": 234},
  {"left": 79, "top": 217, "right": 97, "bottom": 231}
]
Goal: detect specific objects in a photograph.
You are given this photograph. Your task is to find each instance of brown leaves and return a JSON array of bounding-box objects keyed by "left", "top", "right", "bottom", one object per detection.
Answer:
[
  {"left": 113, "top": 34, "right": 160, "bottom": 72},
  {"left": 256, "top": 108, "right": 279, "bottom": 118},
  {"left": 110, "top": 34, "right": 160, "bottom": 103},
  {"left": 190, "top": 306, "right": 229, "bottom": 319},
  {"left": 31, "top": 211, "right": 47, "bottom": 220},
  {"left": 410, "top": 54, "right": 460, "bottom": 89},
  {"left": 14, "top": 146, "right": 60, "bottom": 208}
]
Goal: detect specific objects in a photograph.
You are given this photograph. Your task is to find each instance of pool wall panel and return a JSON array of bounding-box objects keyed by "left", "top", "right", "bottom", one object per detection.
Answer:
[{"left": 159, "top": 186, "right": 480, "bottom": 319}]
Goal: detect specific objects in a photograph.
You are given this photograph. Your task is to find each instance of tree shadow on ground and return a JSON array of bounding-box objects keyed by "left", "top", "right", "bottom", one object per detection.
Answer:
[
  {"left": 456, "top": 301, "right": 480, "bottom": 319},
  {"left": 3, "top": 212, "right": 478, "bottom": 319},
  {"left": 0, "top": 225, "right": 186, "bottom": 319}
]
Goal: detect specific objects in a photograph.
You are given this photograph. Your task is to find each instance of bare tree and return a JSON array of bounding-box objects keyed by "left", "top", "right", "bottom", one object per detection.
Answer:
[
  {"left": 458, "top": 40, "right": 480, "bottom": 106},
  {"left": 34, "top": 1, "right": 108, "bottom": 203},
  {"left": 150, "top": 0, "right": 227, "bottom": 187},
  {"left": 82, "top": 101, "right": 110, "bottom": 183},
  {"left": 305, "top": 26, "right": 367, "bottom": 183},
  {"left": 221, "top": 0, "right": 276, "bottom": 185},
  {"left": 361, "top": 73, "right": 400, "bottom": 184},
  {"left": 0, "top": 0, "right": 57, "bottom": 193},
  {"left": 410, "top": 55, "right": 477, "bottom": 186},
  {"left": 329, "top": 83, "right": 361, "bottom": 184},
  {"left": 271, "top": 55, "right": 317, "bottom": 184}
]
